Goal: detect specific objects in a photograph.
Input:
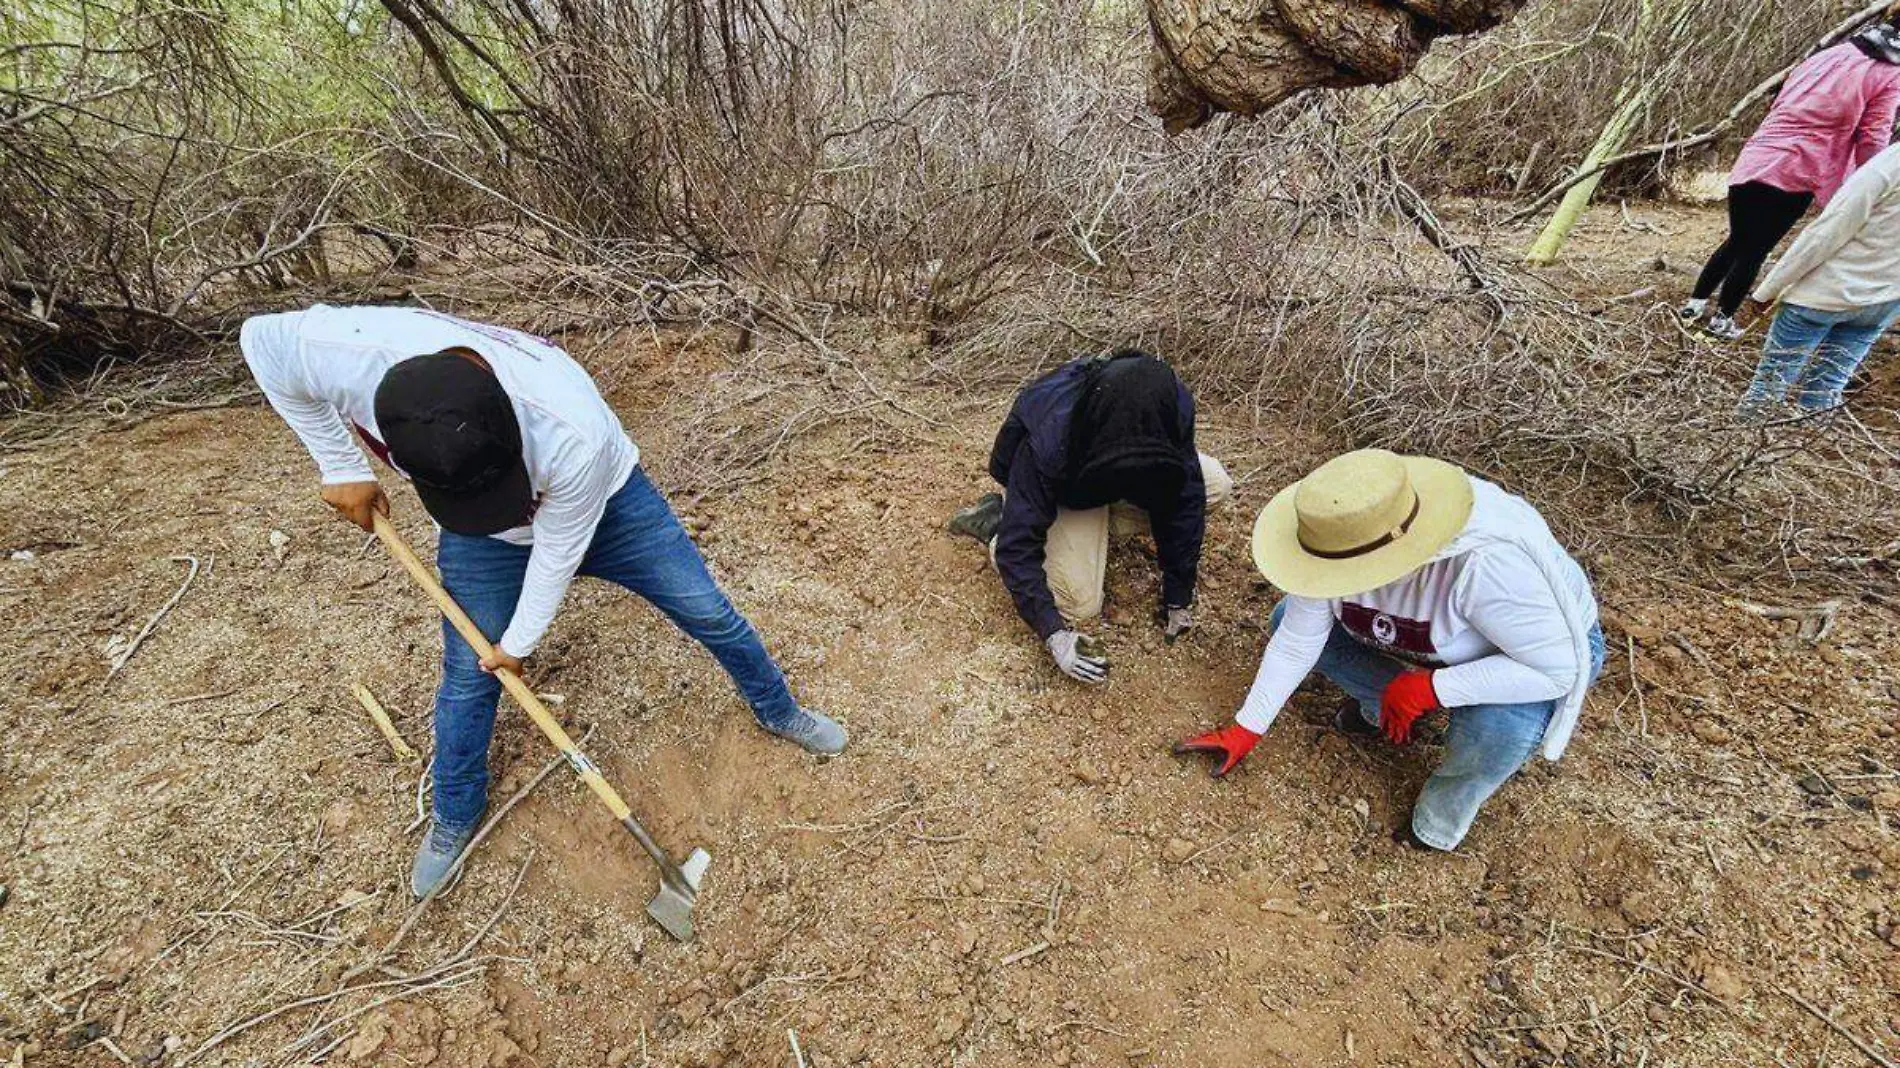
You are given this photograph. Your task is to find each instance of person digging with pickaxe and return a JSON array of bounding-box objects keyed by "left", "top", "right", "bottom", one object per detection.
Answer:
[{"left": 242, "top": 305, "right": 847, "bottom": 896}]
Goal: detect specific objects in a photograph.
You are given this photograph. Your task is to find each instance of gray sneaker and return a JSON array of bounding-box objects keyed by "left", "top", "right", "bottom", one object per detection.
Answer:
[
  {"left": 411, "top": 819, "right": 479, "bottom": 898},
  {"left": 765, "top": 707, "right": 848, "bottom": 756}
]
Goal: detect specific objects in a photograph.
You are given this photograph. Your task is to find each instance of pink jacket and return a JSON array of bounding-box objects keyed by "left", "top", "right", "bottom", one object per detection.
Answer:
[{"left": 1732, "top": 42, "right": 1900, "bottom": 206}]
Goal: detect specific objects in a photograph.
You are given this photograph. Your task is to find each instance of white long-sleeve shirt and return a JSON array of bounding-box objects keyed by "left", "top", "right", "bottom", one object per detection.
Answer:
[
  {"left": 1237, "top": 478, "right": 1599, "bottom": 761},
  {"left": 1756, "top": 144, "right": 1900, "bottom": 311},
  {"left": 241, "top": 305, "right": 639, "bottom": 659}
]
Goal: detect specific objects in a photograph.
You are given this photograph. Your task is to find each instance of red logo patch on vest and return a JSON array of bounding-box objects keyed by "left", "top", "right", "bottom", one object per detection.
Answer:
[{"left": 1340, "top": 603, "right": 1442, "bottom": 666}]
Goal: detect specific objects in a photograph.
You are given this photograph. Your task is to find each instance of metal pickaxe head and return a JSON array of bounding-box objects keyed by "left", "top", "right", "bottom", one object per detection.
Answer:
[{"left": 645, "top": 846, "right": 712, "bottom": 942}]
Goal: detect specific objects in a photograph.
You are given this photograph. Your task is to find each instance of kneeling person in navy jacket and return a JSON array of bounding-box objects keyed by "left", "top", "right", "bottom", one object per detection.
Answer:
[{"left": 949, "top": 350, "right": 1230, "bottom": 683}]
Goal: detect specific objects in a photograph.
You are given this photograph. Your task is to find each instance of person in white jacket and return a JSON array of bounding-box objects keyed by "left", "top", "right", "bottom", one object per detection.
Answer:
[
  {"left": 1176, "top": 450, "right": 1603, "bottom": 851},
  {"left": 241, "top": 305, "right": 846, "bottom": 896},
  {"left": 1742, "top": 143, "right": 1900, "bottom": 417}
]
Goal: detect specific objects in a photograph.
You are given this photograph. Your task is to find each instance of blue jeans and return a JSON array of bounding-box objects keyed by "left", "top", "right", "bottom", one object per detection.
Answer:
[
  {"left": 1271, "top": 602, "right": 1606, "bottom": 850},
  {"left": 1742, "top": 299, "right": 1900, "bottom": 412},
  {"left": 431, "top": 467, "right": 799, "bottom": 827}
]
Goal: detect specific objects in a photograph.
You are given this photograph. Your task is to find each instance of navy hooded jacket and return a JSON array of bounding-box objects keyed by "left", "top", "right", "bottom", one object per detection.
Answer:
[{"left": 988, "top": 355, "right": 1206, "bottom": 639}]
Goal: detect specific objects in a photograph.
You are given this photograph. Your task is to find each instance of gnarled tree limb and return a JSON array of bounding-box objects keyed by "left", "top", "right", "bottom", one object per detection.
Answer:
[{"left": 1145, "top": 0, "right": 1528, "bottom": 132}]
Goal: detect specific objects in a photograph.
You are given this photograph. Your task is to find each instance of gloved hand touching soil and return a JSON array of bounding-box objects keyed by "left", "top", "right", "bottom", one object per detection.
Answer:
[
  {"left": 1174, "top": 723, "right": 1262, "bottom": 777},
  {"left": 1046, "top": 630, "right": 1108, "bottom": 684},
  {"left": 1379, "top": 671, "right": 1440, "bottom": 745}
]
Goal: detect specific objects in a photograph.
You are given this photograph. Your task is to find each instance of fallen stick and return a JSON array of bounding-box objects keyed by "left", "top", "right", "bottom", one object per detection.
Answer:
[
  {"left": 338, "top": 729, "right": 586, "bottom": 984},
  {"left": 179, "top": 957, "right": 493, "bottom": 1065},
  {"left": 160, "top": 687, "right": 242, "bottom": 708},
  {"left": 999, "top": 941, "right": 1051, "bottom": 967},
  {"left": 1727, "top": 598, "right": 1841, "bottom": 641},
  {"left": 280, "top": 962, "right": 488, "bottom": 1058},
  {"left": 1510, "top": 0, "right": 1893, "bottom": 221},
  {"left": 350, "top": 683, "right": 420, "bottom": 761},
  {"left": 107, "top": 555, "right": 203, "bottom": 681},
  {"left": 788, "top": 1028, "right": 809, "bottom": 1068},
  {"left": 437, "top": 849, "right": 535, "bottom": 970},
  {"left": 1783, "top": 989, "right": 1898, "bottom": 1068},
  {"left": 1563, "top": 945, "right": 1733, "bottom": 1012}
]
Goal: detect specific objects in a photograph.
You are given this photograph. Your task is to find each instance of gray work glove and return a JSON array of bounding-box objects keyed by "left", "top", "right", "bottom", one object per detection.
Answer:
[
  {"left": 1161, "top": 605, "right": 1194, "bottom": 643},
  {"left": 1046, "top": 630, "right": 1108, "bottom": 684}
]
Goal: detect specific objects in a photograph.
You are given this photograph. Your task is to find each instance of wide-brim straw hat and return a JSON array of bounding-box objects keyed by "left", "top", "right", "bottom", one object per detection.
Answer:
[{"left": 1251, "top": 449, "right": 1474, "bottom": 599}]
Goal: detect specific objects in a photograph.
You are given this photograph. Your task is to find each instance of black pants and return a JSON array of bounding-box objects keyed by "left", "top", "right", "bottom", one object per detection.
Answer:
[{"left": 1692, "top": 181, "right": 1814, "bottom": 315}]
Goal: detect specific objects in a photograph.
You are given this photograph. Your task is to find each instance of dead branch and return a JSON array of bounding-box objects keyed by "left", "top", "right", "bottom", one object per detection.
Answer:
[
  {"left": 1727, "top": 598, "right": 1842, "bottom": 641},
  {"left": 106, "top": 555, "right": 203, "bottom": 682},
  {"left": 338, "top": 728, "right": 587, "bottom": 984},
  {"left": 349, "top": 683, "right": 421, "bottom": 762},
  {"left": 1511, "top": 0, "right": 1893, "bottom": 220},
  {"left": 435, "top": 849, "right": 535, "bottom": 971},
  {"left": 1783, "top": 989, "right": 1900, "bottom": 1068}
]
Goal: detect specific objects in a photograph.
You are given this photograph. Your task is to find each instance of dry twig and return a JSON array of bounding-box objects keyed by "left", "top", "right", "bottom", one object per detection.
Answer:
[
  {"left": 350, "top": 683, "right": 420, "bottom": 761},
  {"left": 1783, "top": 989, "right": 1899, "bottom": 1068},
  {"left": 340, "top": 728, "right": 586, "bottom": 984},
  {"left": 106, "top": 555, "right": 203, "bottom": 681}
]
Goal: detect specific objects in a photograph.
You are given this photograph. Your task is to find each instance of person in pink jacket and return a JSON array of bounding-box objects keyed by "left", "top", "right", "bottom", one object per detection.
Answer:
[{"left": 1681, "top": 22, "right": 1900, "bottom": 341}]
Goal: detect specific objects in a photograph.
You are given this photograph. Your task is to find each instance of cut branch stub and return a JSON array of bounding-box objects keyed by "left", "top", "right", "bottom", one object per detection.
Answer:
[{"left": 1146, "top": 0, "right": 1529, "bottom": 132}]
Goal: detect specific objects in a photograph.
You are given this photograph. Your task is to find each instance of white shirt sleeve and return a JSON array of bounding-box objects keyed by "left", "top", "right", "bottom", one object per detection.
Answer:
[
  {"left": 1235, "top": 595, "right": 1334, "bottom": 734},
  {"left": 240, "top": 317, "right": 375, "bottom": 486},
  {"left": 495, "top": 439, "right": 624, "bottom": 659},
  {"left": 1432, "top": 547, "right": 1577, "bottom": 708}
]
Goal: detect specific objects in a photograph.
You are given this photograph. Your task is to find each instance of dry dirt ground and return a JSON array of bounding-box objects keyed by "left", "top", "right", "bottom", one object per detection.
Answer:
[{"left": 2, "top": 202, "right": 1898, "bottom": 1068}]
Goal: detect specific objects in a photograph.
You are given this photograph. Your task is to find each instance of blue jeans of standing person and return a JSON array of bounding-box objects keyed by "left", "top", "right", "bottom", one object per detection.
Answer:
[
  {"left": 1741, "top": 299, "right": 1900, "bottom": 413},
  {"left": 1271, "top": 602, "right": 1606, "bottom": 850},
  {"left": 430, "top": 466, "right": 800, "bottom": 828}
]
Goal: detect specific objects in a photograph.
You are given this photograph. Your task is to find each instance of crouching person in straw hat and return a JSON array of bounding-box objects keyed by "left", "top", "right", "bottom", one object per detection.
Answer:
[
  {"left": 241, "top": 305, "right": 846, "bottom": 896},
  {"left": 1176, "top": 450, "right": 1604, "bottom": 851},
  {"left": 945, "top": 349, "right": 1231, "bottom": 682}
]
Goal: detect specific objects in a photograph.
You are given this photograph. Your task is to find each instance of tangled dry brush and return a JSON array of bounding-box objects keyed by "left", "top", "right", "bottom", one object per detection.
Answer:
[{"left": 3, "top": 0, "right": 1895, "bottom": 578}]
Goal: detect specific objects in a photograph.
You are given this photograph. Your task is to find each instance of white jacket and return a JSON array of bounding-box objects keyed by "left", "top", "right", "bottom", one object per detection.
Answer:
[
  {"left": 1236, "top": 478, "right": 1599, "bottom": 761},
  {"left": 241, "top": 305, "right": 639, "bottom": 659},
  {"left": 1757, "top": 144, "right": 1900, "bottom": 311}
]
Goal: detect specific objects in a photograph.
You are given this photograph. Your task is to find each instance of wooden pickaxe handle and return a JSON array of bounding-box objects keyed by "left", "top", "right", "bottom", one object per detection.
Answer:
[{"left": 370, "top": 512, "right": 635, "bottom": 823}]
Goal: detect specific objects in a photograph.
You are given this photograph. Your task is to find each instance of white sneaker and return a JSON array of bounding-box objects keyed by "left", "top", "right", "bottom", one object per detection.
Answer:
[
  {"left": 1705, "top": 315, "right": 1745, "bottom": 341},
  {"left": 1677, "top": 298, "right": 1709, "bottom": 322}
]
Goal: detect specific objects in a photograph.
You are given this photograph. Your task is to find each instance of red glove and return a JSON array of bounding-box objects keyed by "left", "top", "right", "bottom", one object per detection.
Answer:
[
  {"left": 1380, "top": 671, "right": 1440, "bottom": 745},
  {"left": 1174, "top": 724, "right": 1263, "bottom": 778}
]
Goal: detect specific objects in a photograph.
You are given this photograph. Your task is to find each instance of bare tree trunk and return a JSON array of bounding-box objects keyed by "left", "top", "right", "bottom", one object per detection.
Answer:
[
  {"left": 1521, "top": 0, "right": 1688, "bottom": 264},
  {"left": 1145, "top": 0, "right": 1529, "bottom": 132},
  {"left": 1524, "top": 85, "right": 1652, "bottom": 265}
]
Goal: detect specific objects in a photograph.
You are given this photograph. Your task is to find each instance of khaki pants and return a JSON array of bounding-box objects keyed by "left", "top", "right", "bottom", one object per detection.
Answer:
[{"left": 993, "top": 452, "right": 1232, "bottom": 623}]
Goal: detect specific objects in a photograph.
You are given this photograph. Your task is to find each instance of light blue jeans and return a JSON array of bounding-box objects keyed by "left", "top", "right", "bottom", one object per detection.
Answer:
[
  {"left": 1741, "top": 299, "right": 1900, "bottom": 412},
  {"left": 1272, "top": 601, "right": 1606, "bottom": 850},
  {"left": 431, "top": 467, "right": 799, "bottom": 828}
]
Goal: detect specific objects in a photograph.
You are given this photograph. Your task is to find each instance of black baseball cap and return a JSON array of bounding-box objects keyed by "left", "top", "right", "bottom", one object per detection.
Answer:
[{"left": 374, "top": 351, "right": 534, "bottom": 535}]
